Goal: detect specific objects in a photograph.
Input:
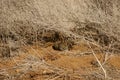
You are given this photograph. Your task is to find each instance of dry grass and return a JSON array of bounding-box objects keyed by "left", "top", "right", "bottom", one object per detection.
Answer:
[{"left": 0, "top": 0, "right": 120, "bottom": 80}]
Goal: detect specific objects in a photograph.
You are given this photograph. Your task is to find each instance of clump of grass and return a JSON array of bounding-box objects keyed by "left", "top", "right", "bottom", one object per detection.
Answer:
[{"left": 0, "top": 0, "right": 120, "bottom": 80}]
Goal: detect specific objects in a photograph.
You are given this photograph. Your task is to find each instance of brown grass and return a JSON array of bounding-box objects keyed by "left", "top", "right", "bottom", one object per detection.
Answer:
[{"left": 0, "top": 0, "right": 120, "bottom": 80}]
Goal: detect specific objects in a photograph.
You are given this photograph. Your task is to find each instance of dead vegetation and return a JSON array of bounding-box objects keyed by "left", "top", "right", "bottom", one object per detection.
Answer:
[{"left": 0, "top": 0, "right": 120, "bottom": 80}]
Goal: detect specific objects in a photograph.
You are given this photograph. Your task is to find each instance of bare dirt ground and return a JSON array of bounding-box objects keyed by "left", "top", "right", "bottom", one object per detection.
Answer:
[{"left": 0, "top": 40, "right": 120, "bottom": 80}]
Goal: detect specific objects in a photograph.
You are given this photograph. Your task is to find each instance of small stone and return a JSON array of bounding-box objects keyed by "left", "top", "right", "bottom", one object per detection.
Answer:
[
  {"left": 91, "top": 60, "right": 99, "bottom": 67},
  {"left": 52, "top": 42, "right": 68, "bottom": 51}
]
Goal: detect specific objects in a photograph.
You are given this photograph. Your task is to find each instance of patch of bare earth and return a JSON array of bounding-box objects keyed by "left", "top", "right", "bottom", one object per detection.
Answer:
[{"left": 0, "top": 40, "right": 120, "bottom": 80}]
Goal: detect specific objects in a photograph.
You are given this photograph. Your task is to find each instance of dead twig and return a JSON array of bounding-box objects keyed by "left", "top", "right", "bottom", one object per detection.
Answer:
[{"left": 86, "top": 39, "right": 107, "bottom": 79}]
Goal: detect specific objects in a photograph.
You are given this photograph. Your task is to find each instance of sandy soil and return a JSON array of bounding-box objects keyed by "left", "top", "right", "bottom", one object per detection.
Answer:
[{"left": 0, "top": 41, "right": 120, "bottom": 80}]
